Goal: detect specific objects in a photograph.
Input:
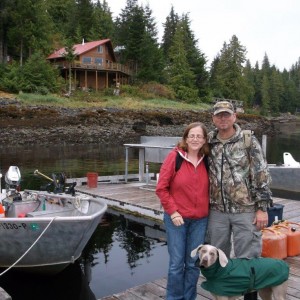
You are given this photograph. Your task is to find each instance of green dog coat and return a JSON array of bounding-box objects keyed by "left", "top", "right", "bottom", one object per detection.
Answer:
[{"left": 200, "top": 257, "right": 289, "bottom": 296}]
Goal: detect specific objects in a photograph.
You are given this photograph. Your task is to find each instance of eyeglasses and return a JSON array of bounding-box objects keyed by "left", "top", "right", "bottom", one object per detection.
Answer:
[{"left": 187, "top": 134, "right": 205, "bottom": 140}]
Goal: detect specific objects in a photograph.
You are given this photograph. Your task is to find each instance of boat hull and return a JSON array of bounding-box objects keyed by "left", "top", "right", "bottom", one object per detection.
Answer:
[
  {"left": 269, "top": 165, "right": 300, "bottom": 193},
  {"left": 0, "top": 194, "right": 107, "bottom": 274}
]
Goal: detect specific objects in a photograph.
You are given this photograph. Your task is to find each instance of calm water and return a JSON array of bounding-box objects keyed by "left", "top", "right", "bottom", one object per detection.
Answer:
[
  {"left": 266, "top": 121, "right": 300, "bottom": 164},
  {"left": 0, "top": 121, "right": 299, "bottom": 299}
]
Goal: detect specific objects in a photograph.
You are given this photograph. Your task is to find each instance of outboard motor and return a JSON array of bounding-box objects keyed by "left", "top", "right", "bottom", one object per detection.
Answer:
[
  {"left": 5, "top": 166, "right": 22, "bottom": 201},
  {"left": 5, "top": 166, "right": 21, "bottom": 190}
]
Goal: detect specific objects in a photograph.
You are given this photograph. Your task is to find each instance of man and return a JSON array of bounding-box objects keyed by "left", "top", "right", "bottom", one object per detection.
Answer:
[{"left": 206, "top": 101, "right": 272, "bottom": 300}]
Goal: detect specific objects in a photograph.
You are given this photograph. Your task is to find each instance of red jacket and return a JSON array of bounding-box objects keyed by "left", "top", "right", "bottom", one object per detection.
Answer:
[{"left": 156, "top": 148, "right": 209, "bottom": 219}]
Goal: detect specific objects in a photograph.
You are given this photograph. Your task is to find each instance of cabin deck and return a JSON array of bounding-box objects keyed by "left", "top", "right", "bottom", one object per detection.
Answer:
[{"left": 74, "top": 181, "right": 300, "bottom": 300}]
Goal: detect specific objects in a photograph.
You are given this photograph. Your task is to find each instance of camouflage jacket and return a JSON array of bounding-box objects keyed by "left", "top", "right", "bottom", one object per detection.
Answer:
[{"left": 208, "top": 124, "right": 272, "bottom": 213}]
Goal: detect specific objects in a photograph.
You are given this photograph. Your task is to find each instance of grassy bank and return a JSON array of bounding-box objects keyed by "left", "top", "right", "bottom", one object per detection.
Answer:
[
  {"left": 5, "top": 90, "right": 299, "bottom": 120},
  {"left": 10, "top": 89, "right": 212, "bottom": 111}
]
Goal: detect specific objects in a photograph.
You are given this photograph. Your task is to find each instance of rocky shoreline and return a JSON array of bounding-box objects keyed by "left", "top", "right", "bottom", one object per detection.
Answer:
[{"left": 0, "top": 97, "right": 280, "bottom": 146}]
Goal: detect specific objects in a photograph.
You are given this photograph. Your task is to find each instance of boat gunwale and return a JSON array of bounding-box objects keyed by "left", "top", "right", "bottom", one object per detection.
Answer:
[{"left": 0, "top": 194, "right": 107, "bottom": 221}]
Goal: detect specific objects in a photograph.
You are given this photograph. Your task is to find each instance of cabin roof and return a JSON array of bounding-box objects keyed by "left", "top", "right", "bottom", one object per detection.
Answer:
[{"left": 47, "top": 39, "right": 116, "bottom": 61}]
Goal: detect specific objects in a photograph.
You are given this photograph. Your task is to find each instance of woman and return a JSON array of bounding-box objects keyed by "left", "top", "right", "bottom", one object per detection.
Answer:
[{"left": 156, "top": 122, "right": 210, "bottom": 300}]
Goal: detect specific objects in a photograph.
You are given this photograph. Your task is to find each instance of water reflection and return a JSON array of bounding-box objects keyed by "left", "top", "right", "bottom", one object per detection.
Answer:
[
  {"left": 80, "top": 210, "right": 167, "bottom": 298},
  {"left": 0, "top": 144, "right": 134, "bottom": 190},
  {"left": 0, "top": 261, "right": 96, "bottom": 300}
]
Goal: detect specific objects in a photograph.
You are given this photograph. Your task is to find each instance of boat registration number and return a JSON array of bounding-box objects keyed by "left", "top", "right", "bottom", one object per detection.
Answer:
[{"left": 0, "top": 223, "right": 27, "bottom": 230}]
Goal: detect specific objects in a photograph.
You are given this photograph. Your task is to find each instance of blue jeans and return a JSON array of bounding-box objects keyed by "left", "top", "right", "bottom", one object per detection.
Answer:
[{"left": 164, "top": 213, "right": 208, "bottom": 300}]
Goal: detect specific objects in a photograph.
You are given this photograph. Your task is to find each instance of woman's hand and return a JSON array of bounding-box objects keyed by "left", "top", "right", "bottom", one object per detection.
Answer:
[{"left": 171, "top": 212, "right": 184, "bottom": 226}]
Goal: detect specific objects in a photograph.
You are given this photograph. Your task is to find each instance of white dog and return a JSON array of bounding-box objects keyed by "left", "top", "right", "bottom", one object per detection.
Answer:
[{"left": 191, "top": 244, "right": 289, "bottom": 300}]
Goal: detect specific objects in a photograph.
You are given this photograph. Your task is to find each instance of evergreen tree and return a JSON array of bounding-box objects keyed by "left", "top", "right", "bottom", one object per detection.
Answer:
[
  {"left": 1, "top": 52, "right": 62, "bottom": 93},
  {"left": 64, "top": 0, "right": 79, "bottom": 42},
  {"left": 161, "top": 9, "right": 208, "bottom": 99},
  {"left": 63, "top": 40, "right": 77, "bottom": 95},
  {"left": 115, "top": 0, "right": 139, "bottom": 48},
  {"left": 180, "top": 13, "right": 208, "bottom": 99},
  {"left": 90, "top": 0, "right": 115, "bottom": 41},
  {"left": 209, "top": 55, "right": 224, "bottom": 97},
  {"left": 0, "top": 0, "right": 13, "bottom": 64},
  {"left": 46, "top": 0, "right": 75, "bottom": 35},
  {"left": 261, "top": 73, "right": 271, "bottom": 115},
  {"left": 75, "top": 0, "right": 94, "bottom": 42},
  {"left": 209, "top": 35, "right": 249, "bottom": 102},
  {"left": 136, "top": 4, "right": 164, "bottom": 81},
  {"left": 115, "top": 0, "right": 163, "bottom": 82},
  {"left": 252, "top": 61, "right": 263, "bottom": 108},
  {"left": 242, "top": 60, "right": 255, "bottom": 108},
  {"left": 261, "top": 53, "right": 271, "bottom": 76},
  {"left": 289, "top": 58, "right": 300, "bottom": 95},
  {"left": 20, "top": 52, "right": 62, "bottom": 93},
  {"left": 282, "top": 60, "right": 300, "bottom": 113},
  {"left": 281, "top": 69, "right": 298, "bottom": 113},
  {"left": 161, "top": 6, "right": 179, "bottom": 60},
  {"left": 268, "top": 67, "right": 283, "bottom": 114},
  {"left": 166, "top": 21, "right": 198, "bottom": 102},
  {"left": 7, "top": 0, "right": 53, "bottom": 65}
]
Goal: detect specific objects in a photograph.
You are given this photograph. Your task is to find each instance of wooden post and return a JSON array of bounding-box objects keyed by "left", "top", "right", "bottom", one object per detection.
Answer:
[
  {"left": 125, "top": 147, "right": 129, "bottom": 183},
  {"left": 262, "top": 135, "right": 267, "bottom": 158},
  {"left": 138, "top": 148, "right": 145, "bottom": 182},
  {"left": 95, "top": 70, "right": 98, "bottom": 92}
]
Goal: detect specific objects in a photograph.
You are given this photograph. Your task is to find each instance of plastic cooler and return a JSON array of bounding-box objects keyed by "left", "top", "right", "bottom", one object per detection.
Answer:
[
  {"left": 267, "top": 203, "right": 284, "bottom": 226},
  {"left": 87, "top": 172, "right": 98, "bottom": 188}
]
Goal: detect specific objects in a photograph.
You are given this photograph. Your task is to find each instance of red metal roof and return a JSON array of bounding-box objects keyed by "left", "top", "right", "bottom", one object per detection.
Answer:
[{"left": 47, "top": 39, "right": 115, "bottom": 60}]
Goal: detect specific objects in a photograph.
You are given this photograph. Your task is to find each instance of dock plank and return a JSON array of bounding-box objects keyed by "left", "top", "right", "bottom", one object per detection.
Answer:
[{"left": 73, "top": 181, "right": 300, "bottom": 299}]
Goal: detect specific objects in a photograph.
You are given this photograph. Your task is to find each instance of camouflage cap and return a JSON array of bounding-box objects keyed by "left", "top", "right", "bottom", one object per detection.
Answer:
[{"left": 213, "top": 101, "right": 234, "bottom": 115}]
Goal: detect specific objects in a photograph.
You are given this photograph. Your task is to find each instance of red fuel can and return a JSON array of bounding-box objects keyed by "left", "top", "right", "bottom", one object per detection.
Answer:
[{"left": 262, "top": 228, "right": 287, "bottom": 259}]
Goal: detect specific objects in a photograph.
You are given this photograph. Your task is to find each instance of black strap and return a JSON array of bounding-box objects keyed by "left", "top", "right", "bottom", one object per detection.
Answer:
[
  {"left": 175, "top": 152, "right": 184, "bottom": 172},
  {"left": 175, "top": 152, "right": 208, "bottom": 172}
]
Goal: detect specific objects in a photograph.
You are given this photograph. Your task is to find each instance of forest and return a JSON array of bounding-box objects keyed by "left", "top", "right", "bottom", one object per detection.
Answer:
[{"left": 0, "top": 0, "right": 300, "bottom": 115}]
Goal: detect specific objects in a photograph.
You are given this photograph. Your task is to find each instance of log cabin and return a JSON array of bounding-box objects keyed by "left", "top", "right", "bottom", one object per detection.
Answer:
[{"left": 47, "top": 39, "right": 133, "bottom": 92}]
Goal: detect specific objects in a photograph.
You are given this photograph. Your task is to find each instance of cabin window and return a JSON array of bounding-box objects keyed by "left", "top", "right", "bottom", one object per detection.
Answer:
[
  {"left": 97, "top": 46, "right": 103, "bottom": 53},
  {"left": 82, "top": 57, "right": 92, "bottom": 64},
  {"left": 95, "top": 58, "right": 103, "bottom": 65}
]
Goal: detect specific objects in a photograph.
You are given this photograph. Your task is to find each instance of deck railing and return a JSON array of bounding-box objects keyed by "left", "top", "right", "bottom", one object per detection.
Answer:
[{"left": 54, "top": 61, "right": 133, "bottom": 76}]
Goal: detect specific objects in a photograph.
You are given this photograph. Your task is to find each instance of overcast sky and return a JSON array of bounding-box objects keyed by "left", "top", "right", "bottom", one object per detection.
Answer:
[{"left": 108, "top": 0, "right": 300, "bottom": 71}]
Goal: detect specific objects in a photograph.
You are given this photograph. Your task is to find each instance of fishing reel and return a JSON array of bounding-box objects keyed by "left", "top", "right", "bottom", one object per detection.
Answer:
[{"left": 34, "top": 169, "right": 76, "bottom": 195}]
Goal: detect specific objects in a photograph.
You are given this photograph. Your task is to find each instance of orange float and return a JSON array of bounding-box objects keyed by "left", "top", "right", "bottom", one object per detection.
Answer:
[{"left": 0, "top": 204, "right": 5, "bottom": 218}]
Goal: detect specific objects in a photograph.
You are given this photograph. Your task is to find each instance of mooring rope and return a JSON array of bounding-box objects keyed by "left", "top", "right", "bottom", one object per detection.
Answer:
[{"left": 0, "top": 217, "right": 57, "bottom": 276}]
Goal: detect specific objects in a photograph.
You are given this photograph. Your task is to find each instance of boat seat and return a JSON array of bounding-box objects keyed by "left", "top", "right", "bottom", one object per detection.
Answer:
[{"left": 283, "top": 152, "right": 300, "bottom": 167}]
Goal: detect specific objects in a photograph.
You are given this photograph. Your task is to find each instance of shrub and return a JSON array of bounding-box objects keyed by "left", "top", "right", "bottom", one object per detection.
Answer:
[
  {"left": 140, "top": 82, "right": 176, "bottom": 100},
  {"left": 175, "top": 86, "right": 199, "bottom": 103}
]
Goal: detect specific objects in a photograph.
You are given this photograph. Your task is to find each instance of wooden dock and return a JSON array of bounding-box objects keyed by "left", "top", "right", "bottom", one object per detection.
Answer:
[
  {"left": 75, "top": 181, "right": 163, "bottom": 221},
  {"left": 73, "top": 181, "right": 300, "bottom": 300}
]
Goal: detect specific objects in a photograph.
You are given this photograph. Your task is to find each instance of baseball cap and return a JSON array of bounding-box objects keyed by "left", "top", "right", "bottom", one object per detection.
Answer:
[{"left": 213, "top": 101, "right": 234, "bottom": 115}]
